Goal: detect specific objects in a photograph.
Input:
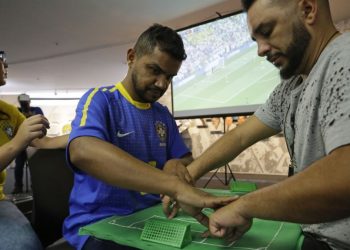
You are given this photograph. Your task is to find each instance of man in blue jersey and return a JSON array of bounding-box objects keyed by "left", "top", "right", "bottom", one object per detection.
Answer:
[{"left": 63, "top": 24, "right": 236, "bottom": 250}]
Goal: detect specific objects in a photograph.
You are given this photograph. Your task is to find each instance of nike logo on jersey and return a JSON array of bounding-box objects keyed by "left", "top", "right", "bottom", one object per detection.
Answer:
[{"left": 117, "top": 131, "right": 134, "bottom": 137}]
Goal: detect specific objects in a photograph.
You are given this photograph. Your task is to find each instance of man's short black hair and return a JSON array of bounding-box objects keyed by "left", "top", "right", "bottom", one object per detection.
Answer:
[
  {"left": 134, "top": 23, "right": 187, "bottom": 61},
  {"left": 241, "top": 0, "right": 256, "bottom": 11},
  {"left": 241, "top": 0, "right": 284, "bottom": 11}
]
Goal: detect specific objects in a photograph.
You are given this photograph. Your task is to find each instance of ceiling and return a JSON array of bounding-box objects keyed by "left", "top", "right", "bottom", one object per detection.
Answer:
[{"left": 1, "top": 0, "right": 349, "bottom": 98}]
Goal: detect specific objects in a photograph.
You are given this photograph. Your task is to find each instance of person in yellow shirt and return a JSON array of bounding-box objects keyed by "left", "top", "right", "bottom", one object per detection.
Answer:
[{"left": 0, "top": 50, "right": 68, "bottom": 250}]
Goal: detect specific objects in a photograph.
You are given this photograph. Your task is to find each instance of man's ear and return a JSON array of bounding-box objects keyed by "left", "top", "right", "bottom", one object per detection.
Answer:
[
  {"left": 298, "top": 0, "right": 318, "bottom": 25},
  {"left": 126, "top": 48, "right": 135, "bottom": 67}
]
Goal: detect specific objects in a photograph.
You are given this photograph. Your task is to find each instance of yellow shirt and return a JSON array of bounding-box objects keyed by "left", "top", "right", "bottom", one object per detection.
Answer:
[{"left": 0, "top": 100, "right": 25, "bottom": 200}]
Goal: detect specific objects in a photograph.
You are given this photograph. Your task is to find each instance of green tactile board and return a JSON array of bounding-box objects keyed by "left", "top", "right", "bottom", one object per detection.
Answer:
[
  {"left": 141, "top": 217, "right": 192, "bottom": 248},
  {"left": 79, "top": 189, "right": 303, "bottom": 250},
  {"left": 229, "top": 180, "right": 257, "bottom": 193}
]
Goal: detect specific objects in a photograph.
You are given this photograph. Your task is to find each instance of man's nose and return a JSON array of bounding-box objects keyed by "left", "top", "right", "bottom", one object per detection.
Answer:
[
  {"left": 257, "top": 40, "right": 271, "bottom": 57},
  {"left": 154, "top": 75, "right": 170, "bottom": 90}
]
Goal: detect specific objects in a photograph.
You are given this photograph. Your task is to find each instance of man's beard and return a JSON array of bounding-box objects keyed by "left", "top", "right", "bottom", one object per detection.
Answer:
[
  {"left": 280, "top": 22, "right": 311, "bottom": 79},
  {"left": 131, "top": 71, "right": 147, "bottom": 102},
  {"left": 131, "top": 70, "right": 161, "bottom": 103}
]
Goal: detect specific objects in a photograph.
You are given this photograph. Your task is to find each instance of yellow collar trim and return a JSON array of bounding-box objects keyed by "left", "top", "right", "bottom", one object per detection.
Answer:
[{"left": 112, "top": 82, "right": 150, "bottom": 109}]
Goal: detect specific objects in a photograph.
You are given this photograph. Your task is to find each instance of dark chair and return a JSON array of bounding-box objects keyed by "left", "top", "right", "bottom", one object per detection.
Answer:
[{"left": 28, "top": 149, "right": 74, "bottom": 250}]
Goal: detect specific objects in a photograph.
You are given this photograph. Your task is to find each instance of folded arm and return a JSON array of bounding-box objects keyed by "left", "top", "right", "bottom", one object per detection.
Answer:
[
  {"left": 237, "top": 143, "right": 350, "bottom": 223},
  {"left": 209, "top": 144, "right": 350, "bottom": 239},
  {"left": 69, "top": 136, "right": 236, "bottom": 212}
]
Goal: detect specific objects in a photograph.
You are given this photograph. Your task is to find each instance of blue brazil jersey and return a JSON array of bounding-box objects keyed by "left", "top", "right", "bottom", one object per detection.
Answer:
[{"left": 63, "top": 82, "right": 190, "bottom": 249}]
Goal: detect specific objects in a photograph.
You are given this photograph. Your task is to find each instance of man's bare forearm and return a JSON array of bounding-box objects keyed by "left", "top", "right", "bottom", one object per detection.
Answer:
[
  {"left": 237, "top": 145, "right": 350, "bottom": 223},
  {"left": 70, "top": 136, "right": 182, "bottom": 197},
  {"left": 31, "top": 134, "right": 68, "bottom": 149}
]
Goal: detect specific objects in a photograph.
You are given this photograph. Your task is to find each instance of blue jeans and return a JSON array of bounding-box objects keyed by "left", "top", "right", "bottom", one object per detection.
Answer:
[{"left": 0, "top": 200, "right": 43, "bottom": 250}]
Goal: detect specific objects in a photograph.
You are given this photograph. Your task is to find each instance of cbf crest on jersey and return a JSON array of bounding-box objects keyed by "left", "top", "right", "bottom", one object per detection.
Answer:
[
  {"left": 155, "top": 121, "right": 166, "bottom": 147},
  {"left": 1, "top": 122, "right": 14, "bottom": 139}
]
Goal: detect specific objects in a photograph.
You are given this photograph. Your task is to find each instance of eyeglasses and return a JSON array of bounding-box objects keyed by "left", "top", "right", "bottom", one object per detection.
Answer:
[{"left": 0, "top": 51, "right": 8, "bottom": 68}]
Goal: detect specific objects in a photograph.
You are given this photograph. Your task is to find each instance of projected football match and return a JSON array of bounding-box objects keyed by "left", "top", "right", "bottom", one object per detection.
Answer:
[{"left": 172, "top": 12, "right": 281, "bottom": 118}]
